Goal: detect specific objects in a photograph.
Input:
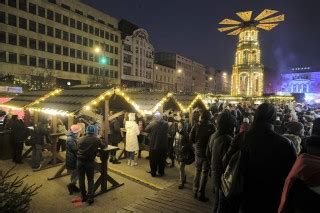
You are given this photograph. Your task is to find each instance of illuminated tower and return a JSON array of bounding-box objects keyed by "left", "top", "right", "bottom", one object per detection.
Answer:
[{"left": 218, "top": 10, "right": 285, "bottom": 96}]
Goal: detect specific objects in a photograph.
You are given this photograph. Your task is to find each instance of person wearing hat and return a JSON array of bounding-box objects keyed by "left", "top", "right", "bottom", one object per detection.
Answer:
[
  {"left": 283, "top": 121, "right": 305, "bottom": 155},
  {"left": 65, "top": 124, "right": 82, "bottom": 195},
  {"left": 77, "top": 125, "right": 106, "bottom": 205}
]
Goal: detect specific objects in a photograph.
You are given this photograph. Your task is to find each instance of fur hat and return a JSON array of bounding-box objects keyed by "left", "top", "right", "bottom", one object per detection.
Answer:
[
  {"left": 86, "top": 125, "right": 97, "bottom": 135},
  {"left": 70, "top": 124, "right": 82, "bottom": 134}
]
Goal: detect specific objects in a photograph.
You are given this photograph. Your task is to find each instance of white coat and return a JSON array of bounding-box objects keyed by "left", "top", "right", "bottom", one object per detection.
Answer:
[{"left": 125, "top": 113, "right": 140, "bottom": 152}]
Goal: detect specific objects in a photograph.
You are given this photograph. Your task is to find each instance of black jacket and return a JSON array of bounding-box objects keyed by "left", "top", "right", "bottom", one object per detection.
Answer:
[
  {"left": 30, "top": 123, "right": 50, "bottom": 146},
  {"left": 224, "top": 123, "right": 296, "bottom": 213},
  {"left": 65, "top": 131, "right": 78, "bottom": 170},
  {"left": 207, "top": 131, "right": 233, "bottom": 187},
  {"left": 174, "top": 129, "right": 190, "bottom": 162},
  {"left": 145, "top": 119, "right": 169, "bottom": 151},
  {"left": 301, "top": 135, "right": 320, "bottom": 157},
  {"left": 5, "top": 119, "right": 28, "bottom": 142},
  {"left": 77, "top": 135, "right": 106, "bottom": 162},
  {"left": 190, "top": 120, "right": 215, "bottom": 158}
]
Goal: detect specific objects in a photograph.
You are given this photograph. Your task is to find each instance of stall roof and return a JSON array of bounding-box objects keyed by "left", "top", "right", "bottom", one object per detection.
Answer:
[
  {"left": 0, "top": 90, "right": 57, "bottom": 109},
  {"left": 172, "top": 93, "right": 208, "bottom": 111},
  {"left": 29, "top": 88, "right": 112, "bottom": 115}
]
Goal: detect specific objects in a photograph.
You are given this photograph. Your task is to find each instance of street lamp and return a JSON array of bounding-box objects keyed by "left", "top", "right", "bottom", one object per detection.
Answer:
[
  {"left": 94, "top": 47, "right": 101, "bottom": 53},
  {"left": 177, "top": 68, "right": 182, "bottom": 74},
  {"left": 209, "top": 77, "right": 213, "bottom": 81}
]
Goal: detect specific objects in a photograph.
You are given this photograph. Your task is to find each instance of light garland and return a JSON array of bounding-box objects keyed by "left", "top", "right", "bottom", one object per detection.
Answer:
[
  {"left": 26, "top": 88, "right": 63, "bottom": 108},
  {"left": 29, "top": 107, "right": 73, "bottom": 117},
  {"left": 0, "top": 104, "right": 23, "bottom": 110}
]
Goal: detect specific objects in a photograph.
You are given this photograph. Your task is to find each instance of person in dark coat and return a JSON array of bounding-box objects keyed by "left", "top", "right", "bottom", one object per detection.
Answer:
[
  {"left": 190, "top": 110, "right": 216, "bottom": 202},
  {"left": 224, "top": 103, "right": 296, "bottom": 213},
  {"left": 145, "top": 111, "right": 169, "bottom": 177},
  {"left": 5, "top": 115, "right": 28, "bottom": 164},
  {"left": 77, "top": 125, "right": 106, "bottom": 205},
  {"left": 301, "top": 118, "right": 320, "bottom": 156},
  {"left": 65, "top": 124, "right": 82, "bottom": 194},
  {"left": 108, "top": 112, "right": 122, "bottom": 164},
  {"left": 174, "top": 121, "right": 190, "bottom": 189},
  {"left": 167, "top": 117, "right": 177, "bottom": 167},
  {"left": 207, "top": 111, "right": 236, "bottom": 213}
]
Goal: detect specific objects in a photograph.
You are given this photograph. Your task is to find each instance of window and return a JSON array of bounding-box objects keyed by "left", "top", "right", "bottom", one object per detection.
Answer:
[
  {"left": 94, "top": 68, "right": 99, "bottom": 75},
  {"left": 70, "top": 33, "right": 75, "bottom": 42},
  {"left": 8, "top": 52, "right": 17, "bottom": 64},
  {"left": 55, "top": 12, "right": 61, "bottom": 23},
  {"left": 55, "top": 28, "right": 61, "bottom": 39},
  {"left": 38, "top": 6, "right": 45, "bottom": 18},
  {"left": 63, "top": 15, "right": 68, "bottom": 26},
  {"left": 8, "top": 0, "right": 17, "bottom": 7},
  {"left": 76, "top": 35, "right": 82, "bottom": 45},
  {"left": 48, "top": 0, "right": 56, "bottom": 4},
  {"left": 47, "top": 26, "right": 53, "bottom": 36},
  {"left": 55, "top": 60, "right": 61, "bottom": 70},
  {"left": 89, "top": 26, "right": 94, "bottom": 34},
  {"left": 76, "top": 50, "right": 81, "bottom": 59},
  {"left": 114, "top": 71, "right": 118, "bottom": 78},
  {"left": 105, "top": 31, "right": 109, "bottom": 40},
  {"left": 38, "top": 57, "right": 45, "bottom": 68},
  {"left": 19, "top": 0, "right": 27, "bottom": 11},
  {"left": 70, "top": 48, "right": 75, "bottom": 57},
  {"left": 0, "top": 12, "right": 5, "bottom": 24},
  {"left": 63, "top": 61, "right": 68, "bottom": 71},
  {"left": 63, "top": 46, "right": 68, "bottom": 56},
  {"left": 83, "top": 66, "right": 88, "bottom": 74},
  {"left": 29, "top": 20, "right": 36, "bottom": 32},
  {"left": 83, "top": 52, "right": 88, "bottom": 60},
  {"left": 89, "top": 39, "right": 93, "bottom": 47},
  {"left": 47, "top": 43, "right": 54, "bottom": 53},
  {"left": 55, "top": 44, "right": 61, "bottom": 54},
  {"left": 29, "top": 56, "right": 36, "bottom": 66},
  {"left": 110, "top": 58, "right": 113, "bottom": 66},
  {"left": 0, "top": 51, "right": 6, "bottom": 62},
  {"left": 83, "top": 23, "right": 88, "bottom": 32},
  {"left": 77, "top": 64, "right": 81, "bottom": 73},
  {"left": 29, "top": 38, "right": 36, "bottom": 49},
  {"left": 89, "top": 67, "right": 93, "bottom": 75},
  {"left": 94, "top": 27, "right": 99, "bottom": 36},
  {"left": 38, "top": 23, "right": 45, "bottom": 34},
  {"left": 89, "top": 53, "right": 93, "bottom": 61},
  {"left": 29, "top": 3, "right": 37, "bottom": 15},
  {"left": 61, "top": 4, "right": 70, "bottom": 10},
  {"left": 47, "top": 59, "right": 53, "bottom": 69},
  {"left": 0, "top": 31, "right": 5, "bottom": 43},
  {"left": 115, "top": 47, "right": 118, "bottom": 55},
  {"left": 8, "top": 14, "right": 17, "bottom": 26},
  {"left": 75, "top": 10, "right": 83, "bottom": 15},
  {"left": 100, "top": 29, "right": 104, "bottom": 38},
  {"left": 87, "top": 15, "right": 94, "bottom": 20},
  {"left": 19, "top": 54, "right": 27, "bottom": 65},
  {"left": 62, "top": 31, "right": 68, "bottom": 41},
  {"left": 110, "top": 33, "right": 114, "bottom": 41},
  {"left": 70, "top": 18, "right": 75, "bottom": 28},
  {"left": 38, "top": 40, "right": 45, "bottom": 51},
  {"left": 19, "top": 36, "right": 27, "bottom": 47},
  {"left": 47, "top": 9, "right": 53, "bottom": 20},
  {"left": 70, "top": 63, "right": 75, "bottom": 72},
  {"left": 19, "top": 17, "right": 27, "bottom": 29},
  {"left": 98, "top": 19, "right": 105, "bottom": 25},
  {"left": 115, "top": 59, "right": 118, "bottom": 66},
  {"left": 110, "top": 46, "right": 114, "bottom": 53},
  {"left": 115, "top": 35, "right": 118, "bottom": 43},
  {"left": 76, "top": 21, "right": 82, "bottom": 30},
  {"left": 8, "top": 33, "right": 17, "bottom": 45},
  {"left": 83, "top": 37, "right": 88, "bottom": 46}
]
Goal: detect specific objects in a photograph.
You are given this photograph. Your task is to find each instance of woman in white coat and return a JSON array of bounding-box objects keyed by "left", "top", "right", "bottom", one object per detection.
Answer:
[{"left": 125, "top": 113, "right": 140, "bottom": 166}]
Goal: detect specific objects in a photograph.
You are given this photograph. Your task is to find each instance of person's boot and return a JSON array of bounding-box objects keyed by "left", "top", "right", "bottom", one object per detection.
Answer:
[
  {"left": 178, "top": 183, "right": 184, "bottom": 189},
  {"left": 183, "top": 175, "right": 187, "bottom": 184},
  {"left": 198, "top": 192, "right": 209, "bottom": 202},
  {"left": 67, "top": 183, "right": 74, "bottom": 195},
  {"left": 193, "top": 191, "right": 198, "bottom": 199},
  {"left": 112, "top": 159, "right": 121, "bottom": 164},
  {"left": 87, "top": 198, "right": 94, "bottom": 205}
]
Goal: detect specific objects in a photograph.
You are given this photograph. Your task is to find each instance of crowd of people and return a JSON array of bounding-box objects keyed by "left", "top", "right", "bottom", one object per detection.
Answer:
[{"left": 2, "top": 100, "right": 320, "bottom": 211}]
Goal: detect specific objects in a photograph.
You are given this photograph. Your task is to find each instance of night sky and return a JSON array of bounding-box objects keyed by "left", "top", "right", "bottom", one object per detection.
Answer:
[{"left": 83, "top": 0, "right": 320, "bottom": 73}]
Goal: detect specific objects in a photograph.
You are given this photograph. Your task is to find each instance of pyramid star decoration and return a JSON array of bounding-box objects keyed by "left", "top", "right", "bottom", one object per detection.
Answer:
[{"left": 217, "top": 9, "right": 285, "bottom": 97}]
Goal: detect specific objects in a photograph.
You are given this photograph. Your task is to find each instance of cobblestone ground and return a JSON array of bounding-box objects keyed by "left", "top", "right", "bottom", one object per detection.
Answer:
[{"left": 0, "top": 145, "right": 214, "bottom": 213}]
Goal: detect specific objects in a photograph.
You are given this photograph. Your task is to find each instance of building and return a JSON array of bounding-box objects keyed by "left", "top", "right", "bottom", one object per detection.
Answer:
[
  {"left": 231, "top": 27, "right": 263, "bottom": 96},
  {"left": 155, "top": 52, "right": 208, "bottom": 93},
  {"left": 119, "top": 19, "right": 154, "bottom": 88},
  {"left": 153, "top": 63, "right": 174, "bottom": 91},
  {"left": 0, "top": 0, "right": 121, "bottom": 88},
  {"left": 280, "top": 67, "right": 320, "bottom": 94}
]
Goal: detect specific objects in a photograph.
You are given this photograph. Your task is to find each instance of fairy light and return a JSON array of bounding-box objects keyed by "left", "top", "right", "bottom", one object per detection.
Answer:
[{"left": 26, "top": 88, "right": 63, "bottom": 108}]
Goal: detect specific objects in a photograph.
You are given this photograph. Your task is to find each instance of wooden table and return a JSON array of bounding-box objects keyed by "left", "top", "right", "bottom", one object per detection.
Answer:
[{"left": 48, "top": 145, "right": 124, "bottom": 197}]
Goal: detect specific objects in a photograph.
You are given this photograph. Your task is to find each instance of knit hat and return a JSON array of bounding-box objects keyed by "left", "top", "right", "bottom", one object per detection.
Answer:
[
  {"left": 286, "top": 121, "right": 304, "bottom": 134},
  {"left": 253, "top": 103, "right": 277, "bottom": 124},
  {"left": 70, "top": 124, "right": 82, "bottom": 134},
  {"left": 86, "top": 125, "right": 97, "bottom": 135},
  {"left": 154, "top": 111, "right": 162, "bottom": 120}
]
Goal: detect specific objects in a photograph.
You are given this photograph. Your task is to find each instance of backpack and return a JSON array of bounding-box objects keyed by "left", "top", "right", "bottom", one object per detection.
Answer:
[{"left": 221, "top": 133, "right": 246, "bottom": 198}]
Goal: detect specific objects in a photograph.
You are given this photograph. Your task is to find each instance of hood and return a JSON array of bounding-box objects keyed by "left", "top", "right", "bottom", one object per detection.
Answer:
[
  {"left": 217, "top": 111, "right": 236, "bottom": 134},
  {"left": 128, "top": 113, "right": 136, "bottom": 121},
  {"left": 67, "top": 130, "right": 77, "bottom": 138}
]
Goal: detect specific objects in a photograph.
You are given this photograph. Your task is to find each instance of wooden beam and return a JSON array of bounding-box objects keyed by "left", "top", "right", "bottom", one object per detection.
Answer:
[
  {"left": 108, "top": 111, "right": 124, "bottom": 121},
  {"left": 104, "top": 99, "right": 110, "bottom": 145}
]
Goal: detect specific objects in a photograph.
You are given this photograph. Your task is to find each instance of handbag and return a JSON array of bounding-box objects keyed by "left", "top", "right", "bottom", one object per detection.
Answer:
[{"left": 221, "top": 133, "right": 246, "bottom": 198}]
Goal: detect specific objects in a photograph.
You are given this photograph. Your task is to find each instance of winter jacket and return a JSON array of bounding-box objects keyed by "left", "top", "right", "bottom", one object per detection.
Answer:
[
  {"left": 301, "top": 135, "right": 320, "bottom": 157},
  {"left": 65, "top": 131, "right": 78, "bottom": 170},
  {"left": 77, "top": 135, "right": 106, "bottom": 162},
  {"left": 30, "top": 123, "right": 50, "bottom": 146},
  {"left": 125, "top": 114, "right": 140, "bottom": 152},
  {"left": 145, "top": 119, "right": 169, "bottom": 151},
  {"left": 283, "top": 133, "right": 302, "bottom": 155},
  {"left": 207, "top": 131, "right": 233, "bottom": 187},
  {"left": 173, "top": 129, "right": 190, "bottom": 162},
  {"left": 5, "top": 119, "right": 28, "bottom": 142},
  {"left": 109, "top": 118, "right": 122, "bottom": 144},
  {"left": 189, "top": 120, "right": 215, "bottom": 158},
  {"left": 224, "top": 123, "right": 296, "bottom": 213}
]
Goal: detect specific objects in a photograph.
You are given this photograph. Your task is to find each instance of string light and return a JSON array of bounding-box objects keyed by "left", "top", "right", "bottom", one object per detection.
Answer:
[{"left": 26, "top": 88, "right": 63, "bottom": 108}]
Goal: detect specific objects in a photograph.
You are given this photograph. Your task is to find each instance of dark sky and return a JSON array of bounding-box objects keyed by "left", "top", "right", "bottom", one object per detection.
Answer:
[{"left": 83, "top": 0, "right": 320, "bottom": 72}]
